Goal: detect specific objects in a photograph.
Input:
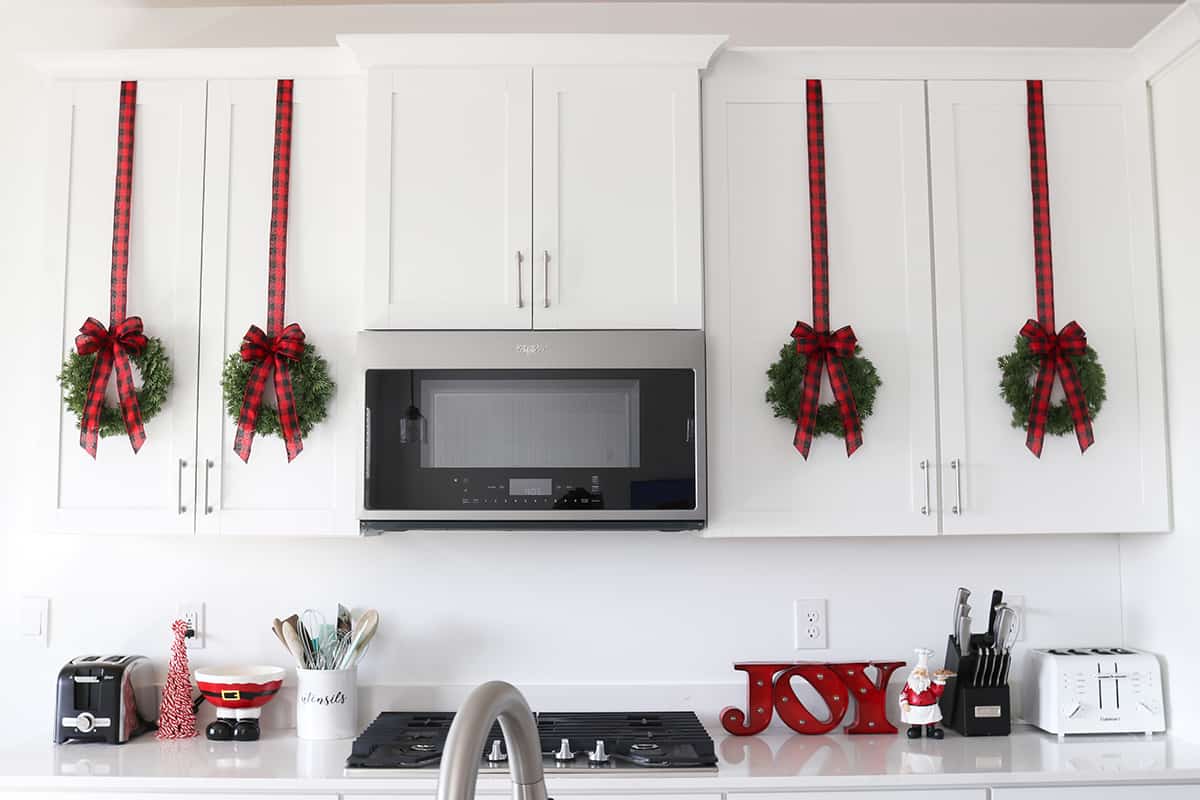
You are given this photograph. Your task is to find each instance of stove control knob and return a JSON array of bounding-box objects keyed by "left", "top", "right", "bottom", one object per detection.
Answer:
[
  {"left": 587, "top": 740, "right": 609, "bottom": 764},
  {"left": 554, "top": 738, "right": 575, "bottom": 761},
  {"left": 487, "top": 739, "right": 508, "bottom": 763}
]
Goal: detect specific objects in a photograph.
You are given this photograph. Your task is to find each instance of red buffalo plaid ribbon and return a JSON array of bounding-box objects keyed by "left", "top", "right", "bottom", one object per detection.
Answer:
[
  {"left": 232, "top": 79, "right": 305, "bottom": 463},
  {"left": 790, "top": 79, "right": 863, "bottom": 459},
  {"left": 1019, "top": 80, "right": 1094, "bottom": 457},
  {"left": 75, "top": 81, "right": 147, "bottom": 458}
]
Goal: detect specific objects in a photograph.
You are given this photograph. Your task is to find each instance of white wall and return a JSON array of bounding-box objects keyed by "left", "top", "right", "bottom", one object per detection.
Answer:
[
  {"left": 0, "top": 2, "right": 1167, "bottom": 733},
  {"left": 1120, "top": 37, "right": 1200, "bottom": 742}
]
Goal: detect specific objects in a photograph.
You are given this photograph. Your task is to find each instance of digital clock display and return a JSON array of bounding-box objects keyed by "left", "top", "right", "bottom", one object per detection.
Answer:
[{"left": 509, "top": 478, "right": 553, "bottom": 496}]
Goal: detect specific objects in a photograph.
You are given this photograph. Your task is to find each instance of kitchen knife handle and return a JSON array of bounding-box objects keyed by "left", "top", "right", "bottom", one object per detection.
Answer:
[
  {"left": 204, "top": 458, "right": 214, "bottom": 515},
  {"left": 951, "top": 458, "right": 962, "bottom": 514},
  {"left": 543, "top": 250, "right": 551, "bottom": 308},
  {"left": 515, "top": 251, "right": 524, "bottom": 308},
  {"left": 177, "top": 458, "right": 188, "bottom": 515},
  {"left": 920, "top": 459, "right": 931, "bottom": 515}
]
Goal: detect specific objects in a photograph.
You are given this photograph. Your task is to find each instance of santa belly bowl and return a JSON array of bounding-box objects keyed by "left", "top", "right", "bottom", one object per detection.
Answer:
[{"left": 195, "top": 665, "right": 285, "bottom": 741}]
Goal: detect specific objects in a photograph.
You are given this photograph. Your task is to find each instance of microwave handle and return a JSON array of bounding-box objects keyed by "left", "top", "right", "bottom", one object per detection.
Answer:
[
  {"left": 364, "top": 406, "right": 372, "bottom": 481},
  {"left": 685, "top": 416, "right": 695, "bottom": 445}
]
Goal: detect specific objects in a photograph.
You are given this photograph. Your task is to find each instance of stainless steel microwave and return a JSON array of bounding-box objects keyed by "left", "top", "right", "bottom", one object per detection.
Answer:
[{"left": 357, "top": 330, "right": 706, "bottom": 533}]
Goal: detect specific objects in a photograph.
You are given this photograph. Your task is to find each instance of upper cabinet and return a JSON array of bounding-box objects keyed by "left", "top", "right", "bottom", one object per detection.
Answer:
[
  {"left": 353, "top": 35, "right": 723, "bottom": 331},
  {"left": 364, "top": 67, "right": 533, "bottom": 329},
  {"left": 42, "top": 69, "right": 364, "bottom": 538},
  {"left": 703, "top": 70, "right": 939, "bottom": 536},
  {"left": 532, "top": 68, "right": 702, "bottom": 329},
  {"left": 197, "top": 78, "right": 362, "bottom": 536},
  {"left": 701, "top": 54, "right": 1168, "bottom": 538},
  {"left": 41, "top": 79, "right": 206, "bottom": 535},
  {"left": 928, "top": 80, "right": 1168, "bottom": 534}
]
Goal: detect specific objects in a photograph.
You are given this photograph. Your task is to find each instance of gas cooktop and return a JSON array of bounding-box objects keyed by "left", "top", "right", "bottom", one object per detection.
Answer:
[{"left": 346, "top": 711, "right": 718, "bottom": 773}]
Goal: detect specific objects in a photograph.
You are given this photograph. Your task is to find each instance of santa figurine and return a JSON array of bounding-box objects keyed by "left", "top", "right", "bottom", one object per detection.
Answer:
[{"left": 899, "top": 647, "right": 954, "bottom": 739}]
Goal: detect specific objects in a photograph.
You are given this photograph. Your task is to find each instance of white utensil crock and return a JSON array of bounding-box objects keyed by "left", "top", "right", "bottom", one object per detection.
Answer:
[{"left": 296, "top": 667, "right": 358, "bottom": 740}]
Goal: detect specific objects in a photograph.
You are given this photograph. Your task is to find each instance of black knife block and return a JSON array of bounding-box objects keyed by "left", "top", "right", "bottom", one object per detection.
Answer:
[{"left": 938, "top": 634, "right": 1012, "bottom": 736}]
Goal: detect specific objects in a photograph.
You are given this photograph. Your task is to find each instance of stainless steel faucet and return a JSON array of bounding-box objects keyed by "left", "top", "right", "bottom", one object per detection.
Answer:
[{"left": 436, "top": 681, "right": 549, "bottom": 800}]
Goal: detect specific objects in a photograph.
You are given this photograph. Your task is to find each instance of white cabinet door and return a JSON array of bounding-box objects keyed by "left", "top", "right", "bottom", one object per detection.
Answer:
[
  {"left": 994, "top": 788, "right": 1199, "bottom": 799},
  {"left": 364, "top": 68, "right": 533, "bottom": 330},
  {"left": 731, "top": 792, "right": 985, "bottom": 800},
  {"left": 703, "top": 75, "right": 938, "bottom": 536},
  {"left": 42, "top": 80, "right": 205, "bottom": 535},
  {"left": 928, "top": 81, "right": 1168, "bottom": 534},
  {"left": 533, "top": 67, "right": 703, "bottom": 329},
  {"left": 197, "top": 79, "right": 361, "bottom": 536}
]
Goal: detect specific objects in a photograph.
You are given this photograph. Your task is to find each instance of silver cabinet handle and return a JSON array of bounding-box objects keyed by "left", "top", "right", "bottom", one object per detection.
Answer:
[
  {"left": 543, "top": 250, "right": 550, "bottom": 308},
  {"left": 951, "top": 458, "right": 962, "bottom": 515},
  {"left": 177, "top": 459, "right": 188, "bottom": 515},
  {"left": 515, "top": 251, "right": 524, "bottom": 308},
  {"left": 204, "top": 459, "right": 214, "bottom": 515},
  {"left": 920, "top": 459, "right": 931, "bottom": 515}
]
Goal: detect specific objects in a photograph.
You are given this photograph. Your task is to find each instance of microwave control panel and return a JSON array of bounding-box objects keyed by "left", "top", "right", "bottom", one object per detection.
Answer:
[{"left": 451, "top": 474, "right": 604, "bottom": 509}]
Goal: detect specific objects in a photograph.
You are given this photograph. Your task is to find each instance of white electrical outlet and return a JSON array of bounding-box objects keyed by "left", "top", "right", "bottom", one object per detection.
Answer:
[
  {"left": 794, "top": 598, "right": 828, "bottom": 649},
  {"left": 178, "top": 602, "right": 205, "bottom": 649},
  {"left": 1007, "top": 594, "right": 1026, "bottom": 641}
]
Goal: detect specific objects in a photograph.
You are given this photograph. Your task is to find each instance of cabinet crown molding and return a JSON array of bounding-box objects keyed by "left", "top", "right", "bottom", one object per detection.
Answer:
[
  {"left": 25, "top": 46, "right": 357, "bottom": 79},
  {"left": 1133, "top": 0, "right": 1200, "bottom": 82},
  {"left": 336, "top": 33, "right": 727, "bottom": 69}
]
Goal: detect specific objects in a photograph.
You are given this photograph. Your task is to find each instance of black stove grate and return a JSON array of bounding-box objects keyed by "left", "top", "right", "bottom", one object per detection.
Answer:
[{"left": 347, "top": 711, "right": 716, "bottom": 770}]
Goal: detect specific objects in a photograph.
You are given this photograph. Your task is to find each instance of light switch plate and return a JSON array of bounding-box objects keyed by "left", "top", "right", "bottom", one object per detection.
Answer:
[{"left": 20, "top": 596, "right": 49, "bottom": 647}]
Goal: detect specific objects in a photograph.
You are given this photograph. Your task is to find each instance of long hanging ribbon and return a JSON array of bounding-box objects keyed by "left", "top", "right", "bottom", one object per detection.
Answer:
[
  {"left": 232, "top": 79, "right": 306, "bottom": 463},
  {"left": 1018, "top": 80, "right": 1094, "bottom": 458},
  {"left": 790, "top": 79, "right": 863, "bottom": 459},
  {"left": 75, "top": 81, "right": 147, "bottom": 458}
]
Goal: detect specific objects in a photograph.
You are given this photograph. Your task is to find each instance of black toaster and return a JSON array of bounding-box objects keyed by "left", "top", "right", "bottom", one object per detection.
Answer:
[{"left": 54, "top": 655, "right": 155, "bottom": 744}]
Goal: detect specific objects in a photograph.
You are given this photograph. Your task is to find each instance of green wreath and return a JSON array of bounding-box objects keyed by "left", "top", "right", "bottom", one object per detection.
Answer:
[
  {"left": 997, "top": 336, "right": 1106, "bottom": 436},
  {"left": 58, "top": 338, "right": 173, "bottom": 438},
  {"left": 765, "top": 342, "right": 882, "bottom": 438},
  {"left": 220, "top": 343, "right": 335, "bottom": 439}
]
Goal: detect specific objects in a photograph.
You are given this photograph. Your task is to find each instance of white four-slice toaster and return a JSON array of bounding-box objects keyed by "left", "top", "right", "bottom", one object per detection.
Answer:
[{"left": 1023, "top": 647, "right": 1165, "bottom": 737}]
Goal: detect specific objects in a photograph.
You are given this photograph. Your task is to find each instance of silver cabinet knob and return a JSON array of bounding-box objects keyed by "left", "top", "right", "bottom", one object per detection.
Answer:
[
  {"left": 587, "top": 739, "right": 609, "bottom": 763},
  {"left": 554, "top": 737, "right": 575, "bottom": 761},
  {"left": 487, "top": 738, "right": 507, "bottom": 762}
]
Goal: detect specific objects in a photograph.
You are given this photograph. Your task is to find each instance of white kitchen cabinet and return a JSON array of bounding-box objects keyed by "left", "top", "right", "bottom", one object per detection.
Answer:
[
  {"left": 993, "top": 788, "right": 1199, "bottom": 799},
  {"left": 363, "top": 68, "right": 533, "bottom": 330},
  {"left": 41, "top": 79, "right": 206, "bottom": 535},
  {"left": 532, "top": 67, "right": 703, "bottom": 330},
  {"left": 196, "top": 78, "right": 361, "bottom": 536},
  {"left": 702, "top": 75, "right": 939, "bottom": 536},
  {"left": 362, "top": 61, "right": 704, "bottom": 331},
  {"left": 928, "top": 80, "right": 1168, "bottom": 534},
  {"left": 730, "top": 792, "right": 986, "bottom": 800}
]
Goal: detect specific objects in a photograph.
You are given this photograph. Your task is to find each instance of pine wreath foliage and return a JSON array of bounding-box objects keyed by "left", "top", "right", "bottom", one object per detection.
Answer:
[
  {"left": 58, "top": 337, "right": 173, "bottom": 438},
  {"left": 997, "top": 335, "right": 1107, "bottom": 436},
  {"left": 765, "top": 341, "right": 882, "bottom": 438},
  {"left": 221, "top": 343, "right": 335, "bottom": 439}
]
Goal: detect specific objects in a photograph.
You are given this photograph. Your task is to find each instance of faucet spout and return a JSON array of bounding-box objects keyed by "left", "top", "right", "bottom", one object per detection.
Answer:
[{"left": 436, "top": 681, "right": 549, "bottom": 800}]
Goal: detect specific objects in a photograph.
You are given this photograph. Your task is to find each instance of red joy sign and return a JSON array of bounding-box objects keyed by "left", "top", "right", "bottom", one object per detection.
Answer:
[{"left": 721, "top": 661, "right": 906, "bottom": 736}]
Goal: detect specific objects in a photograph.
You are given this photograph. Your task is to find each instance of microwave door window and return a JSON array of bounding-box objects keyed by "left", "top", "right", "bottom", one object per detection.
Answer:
[
  {"left": 364, "top": 369, "right": 695, "bottom": 512},
  {"left": 421, "top": 379, "right": 640, "bottom": 469}
]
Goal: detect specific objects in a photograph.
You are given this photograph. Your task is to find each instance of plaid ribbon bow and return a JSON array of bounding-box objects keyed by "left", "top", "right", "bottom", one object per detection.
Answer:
[
  {"left": 75, "top": 316, "right": 148, "bottom": 456},
  {"left": 232, "top": 323, "right": 306, "bottom": 463},
  {"left": 232, "top": 79, "right": 305, "bottom": 463},
  {"left": 75, "top": 80, "right": 148, "bottom": 458},
  {"left": 790, "top": 79, "right": 865, "bottom": 459},
  {"left": 790, "top": 321, "right": 863, "bottom": 458},
  {"left": 1019, "top": 80, "right": 1095, "bottom": 457}
]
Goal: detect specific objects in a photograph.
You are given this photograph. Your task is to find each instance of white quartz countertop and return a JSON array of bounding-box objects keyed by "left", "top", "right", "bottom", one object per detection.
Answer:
[{"left": 2, "top": 724, "right": 1199, "bottom": 793}]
